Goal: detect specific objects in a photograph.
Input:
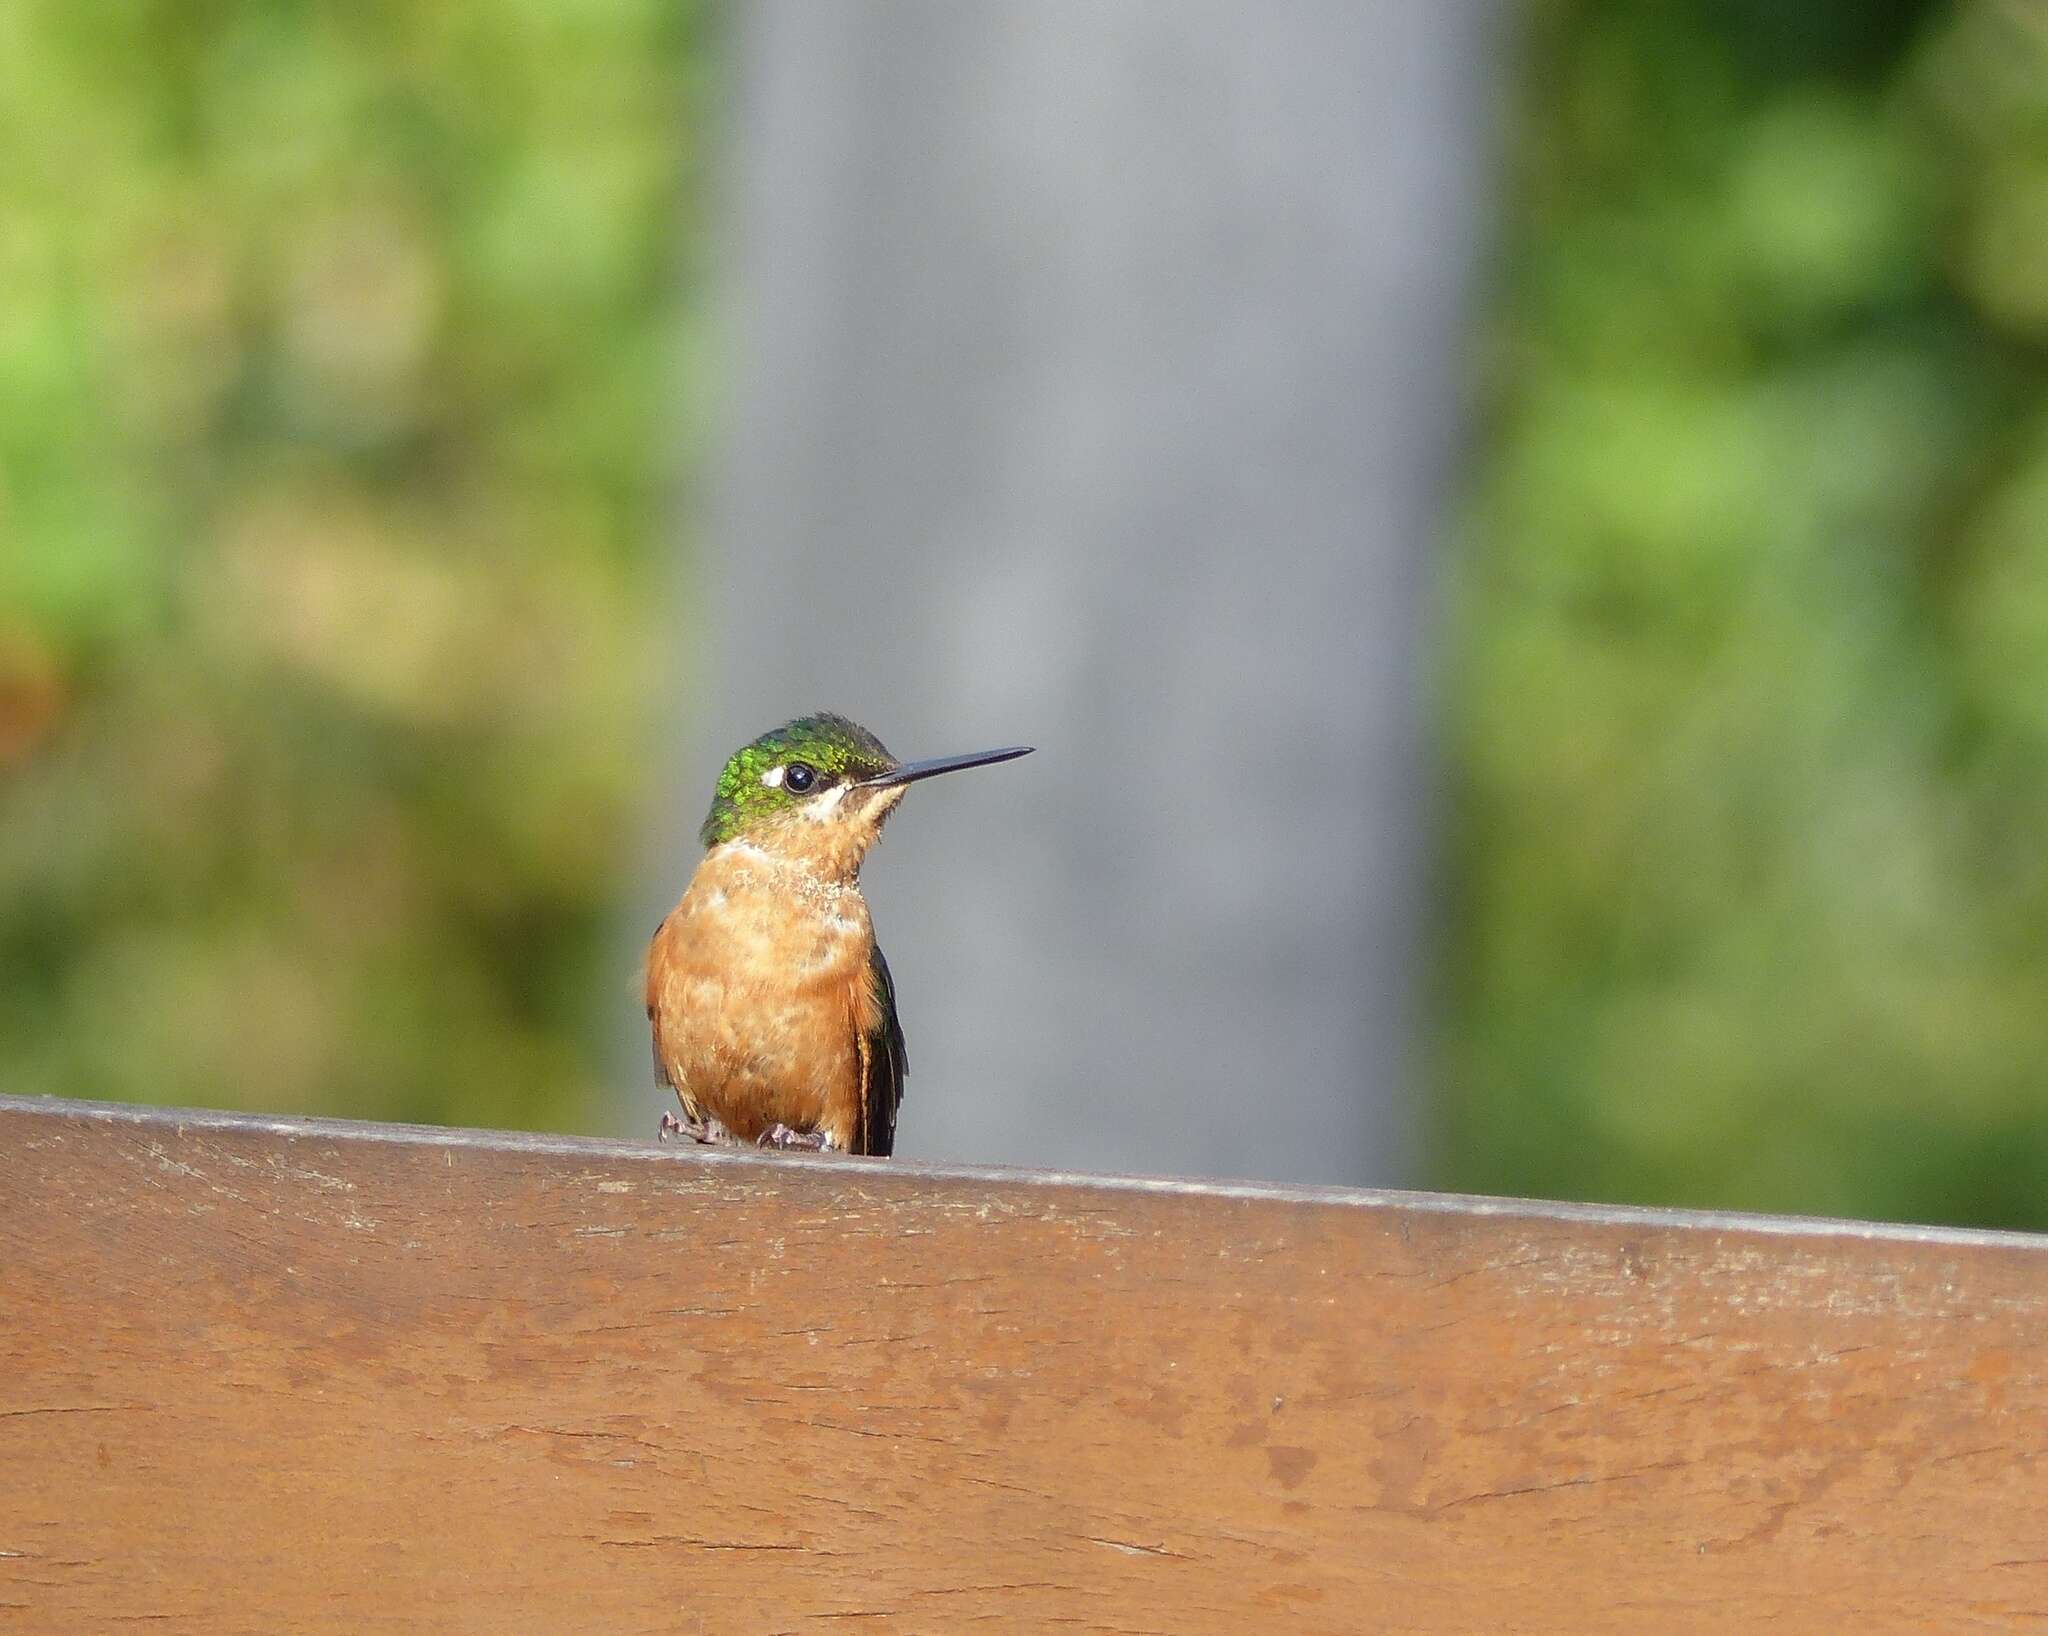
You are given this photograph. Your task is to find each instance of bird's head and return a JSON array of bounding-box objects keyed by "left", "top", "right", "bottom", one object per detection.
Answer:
[{"left": 699, "top": 713, "right": 1031, "bottom": 875}]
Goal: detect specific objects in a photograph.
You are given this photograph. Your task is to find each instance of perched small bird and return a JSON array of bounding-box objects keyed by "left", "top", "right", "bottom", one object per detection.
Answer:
[{"left": 646, "top": 714, "right": 1032, "bottom": 1155}]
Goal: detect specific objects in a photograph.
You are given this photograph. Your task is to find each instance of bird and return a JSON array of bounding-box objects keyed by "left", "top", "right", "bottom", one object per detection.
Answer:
[{"left": 646, "top": 713, "right": 1032, "bottom": 1156}]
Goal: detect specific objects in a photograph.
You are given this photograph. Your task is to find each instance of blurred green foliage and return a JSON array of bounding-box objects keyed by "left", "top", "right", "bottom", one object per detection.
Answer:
[
  {"left": 7, "top": 0, "right": 2046, "bottom": 1231},
  {"left": 0, "top": 0, "right": 706, "bottom": 1131},
  {"left": 1445, "top": 0, "right": 2048, "bottom": 1227}
]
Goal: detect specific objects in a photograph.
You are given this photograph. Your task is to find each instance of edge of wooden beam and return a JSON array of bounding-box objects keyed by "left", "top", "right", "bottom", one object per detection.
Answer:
[{"left": 6, "top": 1090, "right": 2041, "bottom": 1254}]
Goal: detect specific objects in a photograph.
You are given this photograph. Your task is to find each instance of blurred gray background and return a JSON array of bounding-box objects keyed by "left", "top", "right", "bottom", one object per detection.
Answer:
[
  {"left": 681, "top": 1, "right": 1500, "bottom": 1183},
  {"left": 18, "top": 0, "right": 2047, "bottom": 1228}
]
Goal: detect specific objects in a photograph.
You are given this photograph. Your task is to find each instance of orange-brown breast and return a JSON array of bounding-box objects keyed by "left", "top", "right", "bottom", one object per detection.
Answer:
[{"left": 645, "top": 841, "right": 875, "bottom": 1148}]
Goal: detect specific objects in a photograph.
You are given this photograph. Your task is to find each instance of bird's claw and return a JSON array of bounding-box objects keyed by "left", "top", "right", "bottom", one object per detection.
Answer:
[
  {"left": 659, "top": 1109, "right": 736, "bottom": 1146},
  {"left": 758, "top": 1122, "right": 830, "bottom": 1153},
  {"left": 659, "top": 1109, "right": 829, "bottom": 1152}
]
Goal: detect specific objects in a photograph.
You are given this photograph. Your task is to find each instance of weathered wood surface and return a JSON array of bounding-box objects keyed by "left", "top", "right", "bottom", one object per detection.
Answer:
[{"left": 2, "top": 1095, "right": 2045, "bottom": 1634}]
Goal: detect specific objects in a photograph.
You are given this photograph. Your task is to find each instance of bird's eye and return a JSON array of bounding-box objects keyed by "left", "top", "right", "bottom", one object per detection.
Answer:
[{"left": 783, "top": 762, "right": 818, "bottom": 794}]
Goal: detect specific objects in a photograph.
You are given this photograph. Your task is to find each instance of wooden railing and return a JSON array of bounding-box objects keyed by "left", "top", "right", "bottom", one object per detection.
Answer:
[{"left": 2, "top": 1093, "right": 2044, "bottom": 1632}]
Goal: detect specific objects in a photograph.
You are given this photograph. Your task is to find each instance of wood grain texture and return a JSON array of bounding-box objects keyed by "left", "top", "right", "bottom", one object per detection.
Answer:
[{"left": 2, "top": 1094, "right": 2045, "bottom": 1634}]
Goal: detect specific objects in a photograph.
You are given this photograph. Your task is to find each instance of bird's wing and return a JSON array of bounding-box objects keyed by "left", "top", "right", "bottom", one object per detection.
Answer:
[
  {"left": 645, "top": 914, "right": 675, "bottom": 1088},
  {"left": 862, "top": 942, "right": 908, "bottom": 1157}
]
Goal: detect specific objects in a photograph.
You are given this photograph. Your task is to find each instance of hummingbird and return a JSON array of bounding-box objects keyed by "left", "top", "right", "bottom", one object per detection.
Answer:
[{"left": 646, "top": 713, "right": 1032, "bottom": 1155}]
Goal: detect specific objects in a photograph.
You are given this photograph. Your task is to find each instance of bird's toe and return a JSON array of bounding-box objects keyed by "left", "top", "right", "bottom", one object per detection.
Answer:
[{"left": 758, "top": 1122, "right": 829, "bottom": 1152}]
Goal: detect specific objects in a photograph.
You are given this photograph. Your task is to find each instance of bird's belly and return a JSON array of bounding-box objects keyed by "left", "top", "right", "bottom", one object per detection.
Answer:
[{"left": 652, "top": 890, "right": 869, "bottom": 1144}]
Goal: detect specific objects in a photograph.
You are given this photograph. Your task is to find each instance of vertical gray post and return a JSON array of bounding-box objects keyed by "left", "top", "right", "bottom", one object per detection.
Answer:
[{"left": 680, "top": 0, "right": 1496, "bottom": 1185}]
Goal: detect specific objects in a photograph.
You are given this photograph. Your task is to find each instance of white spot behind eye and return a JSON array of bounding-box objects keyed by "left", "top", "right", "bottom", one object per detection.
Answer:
[
  {"left": 761, "top": 765, "right": 785, "bottom": 789},
  {"left": 799, "top": 783, "right": 851, "bottom": 821}
]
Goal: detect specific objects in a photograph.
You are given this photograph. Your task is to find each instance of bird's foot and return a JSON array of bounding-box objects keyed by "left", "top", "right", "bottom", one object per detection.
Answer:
[
  {"left": 658, "top": 1109, "right": 736, "bottom": 1146},
  {"left": 758, "top": 1122, "right": 831, "bottom": 1153}
]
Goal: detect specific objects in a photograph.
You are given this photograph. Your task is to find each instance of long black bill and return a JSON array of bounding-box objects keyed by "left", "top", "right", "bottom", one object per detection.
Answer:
[{"left": 856, "top": 744, "right": 1034, "bottom": 789}]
